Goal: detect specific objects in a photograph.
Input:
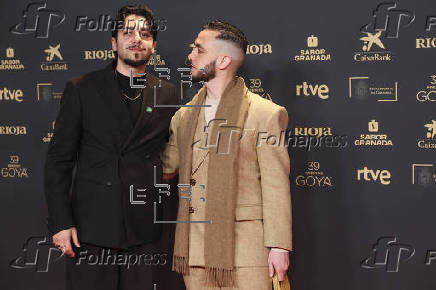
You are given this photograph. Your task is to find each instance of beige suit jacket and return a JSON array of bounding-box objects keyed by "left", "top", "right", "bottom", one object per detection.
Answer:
[{"left": 161, "top": 89, "right": 292, "bottom": 267}]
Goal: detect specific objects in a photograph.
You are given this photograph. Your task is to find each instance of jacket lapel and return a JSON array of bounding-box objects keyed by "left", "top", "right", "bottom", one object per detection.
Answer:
[
  {"left": 121, "top": 71, "right": 158, "bottom": 151},
  {"left": 97, "top": 62, "right": 134, "bottom": 147}
]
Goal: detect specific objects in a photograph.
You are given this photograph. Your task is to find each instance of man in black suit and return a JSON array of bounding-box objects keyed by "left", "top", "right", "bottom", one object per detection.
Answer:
[{"left": 44, "top": 5, "right": 177, "bottom": 290}]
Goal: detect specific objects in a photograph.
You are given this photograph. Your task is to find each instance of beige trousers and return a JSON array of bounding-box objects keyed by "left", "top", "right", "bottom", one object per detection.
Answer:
[{"left": 183, "top": 266, "right": 272, "bottom": 290}]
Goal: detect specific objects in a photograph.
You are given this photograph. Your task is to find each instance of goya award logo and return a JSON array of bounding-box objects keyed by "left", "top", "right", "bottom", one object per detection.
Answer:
[
  {"left": 295, "top": 161, "right": 333, "bottom": 188},
  {"left": 416, "top": 75, "right": 436, "bottom": 102},
  {"left": 1, "top": 155, "right": 29, "bottom": 179},
  {"left": 248, "top": 78, "right": 272, "bottom": 101}
]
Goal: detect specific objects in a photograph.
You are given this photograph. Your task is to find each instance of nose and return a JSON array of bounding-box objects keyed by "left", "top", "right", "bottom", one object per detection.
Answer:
[
  {"left": 133, "top": 31, "right": 142, "bottom": 41},
  {"left": 187, "top": 50, "right": 195, "bottom": 64}
]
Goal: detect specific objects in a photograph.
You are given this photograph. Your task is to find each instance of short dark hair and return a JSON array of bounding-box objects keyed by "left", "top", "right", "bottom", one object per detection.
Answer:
[
  {"left": 111, "top": 5, "right": 157, "bottom": 41},
  {"left": 202, "top": 20, "right": 248, "bottom": 54}
]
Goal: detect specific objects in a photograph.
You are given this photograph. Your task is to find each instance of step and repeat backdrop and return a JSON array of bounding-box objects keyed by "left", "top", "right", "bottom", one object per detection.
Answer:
[{"left": 1, "top": 0, "right": 436, "bottom": 289}]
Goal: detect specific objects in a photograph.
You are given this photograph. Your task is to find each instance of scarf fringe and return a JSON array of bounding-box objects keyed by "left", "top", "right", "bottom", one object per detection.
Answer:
[
  {"left": 205, "top": 266, "right": 236, "bottom": 287},
  {"left": 172, "top": 255, "right": 189, "bottom": 275}
]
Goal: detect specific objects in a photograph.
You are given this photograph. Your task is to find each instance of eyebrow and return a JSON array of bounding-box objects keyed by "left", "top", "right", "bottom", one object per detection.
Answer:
[{"left": 194, "top": 41, "right": 205, "bottom": 50}]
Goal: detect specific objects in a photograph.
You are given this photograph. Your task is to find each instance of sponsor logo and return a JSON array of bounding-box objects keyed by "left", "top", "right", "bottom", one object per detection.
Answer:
[
  {"left": 0, "top": 87, "right": 24, "bottom": 102},
  {"left": 296, "top": 82, "right": 329, "bottom": 99},
  {"left": 416, "top": 75, "right": 436, "bottom": 102},
  {"left": 356, "top": 166, "right": 391, "bottom": 185},
  {"left": 0, "top": 47, "right": 24, "bottom": 70},
  {"left": 417, "top": 120, "right": 436, "bottom": 149},
  {"left": 412, "top": 164, "right": 436, "bottom": 187},
  {"left": 1, "top": 155, "right": 29, "bottom": 179},
  {"left": 348, "top": 76, "right": 398, "bottom": 102},
  {"left": 294, "top": 35, "right": 331, "bottom": 62},
  {"left": 42, "top": 121, "right": 55, "bottom": 143},
  {"left": 354, "top": 120, "right": 393, "bottom": 146},
  {"left": 246, "top": 43, "right": 272, "bottom": 55},
  {"left": 0, "top": 126, "right": 27, "bottom": 135},
  {"left": 354, "top": 3, "right": 415, "bottom": 62},
  {"left": 36, "top": 83, "right": 62, "bottom": 102},
  {"left": 248, "top": 78, "right": 272, "bottom": 101},
  {"left": 40, "top": 44, "right": 67, "bottom": 71},
  {"left": 295, "top": 161, "right": 333, "bottom": 188}
]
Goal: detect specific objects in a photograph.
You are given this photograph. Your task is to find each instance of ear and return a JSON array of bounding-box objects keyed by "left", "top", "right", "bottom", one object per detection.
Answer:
[
  {"left": 111, "top": 37, "right": 117, "bottom": 52},
  {"left": 216, "top": 55, "right": 231, "bottom": 70}
]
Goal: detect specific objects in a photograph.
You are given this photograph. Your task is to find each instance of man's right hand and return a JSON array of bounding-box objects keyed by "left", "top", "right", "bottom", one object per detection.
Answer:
[{"left": 52, "top": 227, "right": 80, "bottom": 257}]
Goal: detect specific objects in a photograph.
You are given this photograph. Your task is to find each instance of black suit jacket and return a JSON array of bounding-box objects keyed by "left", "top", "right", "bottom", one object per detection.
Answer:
[{"left": 44, "top": 61, "right": 177, "bottom": 249}]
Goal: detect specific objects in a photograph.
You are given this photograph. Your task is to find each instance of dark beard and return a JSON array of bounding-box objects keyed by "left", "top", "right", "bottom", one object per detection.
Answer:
[
  {"left": 123, "top": 57, "right": 147, "bottom": 67},
  {"left": 192, "top": 60, "right": 216, "bottom": 82}
]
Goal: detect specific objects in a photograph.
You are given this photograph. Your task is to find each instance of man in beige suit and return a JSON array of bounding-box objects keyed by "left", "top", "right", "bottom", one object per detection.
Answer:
[{"left": 161, "top": 21, "right": 292, "bottom": 290}]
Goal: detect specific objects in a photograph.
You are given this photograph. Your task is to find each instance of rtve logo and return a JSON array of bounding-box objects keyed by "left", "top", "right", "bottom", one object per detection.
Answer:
[
  {"left": 356, "top": 166, "right": 391, "bottom": 185},
  {"left": 0, "top": 87, "right": 24, "bottom": 102},
  {"left": 296, "top": 82, "right": 329, "bottom": 99},
  {"left": 361, "top": 237, "right": 415, "bottom": 272}
]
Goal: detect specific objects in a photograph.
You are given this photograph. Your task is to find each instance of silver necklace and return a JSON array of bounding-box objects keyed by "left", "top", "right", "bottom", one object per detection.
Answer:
[{"left": 115, "top": 69, "right": 144, "bottom": 101}]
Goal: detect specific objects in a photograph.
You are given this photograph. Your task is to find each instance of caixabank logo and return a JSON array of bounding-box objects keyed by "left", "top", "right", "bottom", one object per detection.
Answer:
[
  {"left": 40, "top": 43, "right": 68, "bottom": 71},
  {"left": 354, "top": 3, "right": 415, "bottom": 62},
  {"left": 417, "top": 119, "right": 436, "bottom": 149},
  {"left": 293, "top": 35, "right": 332, "bottom": 62},
  {"left": 0, "top": 47, "right": 24, "bottom": 71},
  {"left": 295, "top": 161, "right": 333, "bottom": 189}
]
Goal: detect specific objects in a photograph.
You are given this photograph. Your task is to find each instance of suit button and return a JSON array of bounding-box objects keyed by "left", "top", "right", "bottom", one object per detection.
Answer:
[
  {"left": 145, "top": 154, "right": 151, "bottom": 159},
  {"left": 106, "top": 181, "right": 112, "bottom": 187}
]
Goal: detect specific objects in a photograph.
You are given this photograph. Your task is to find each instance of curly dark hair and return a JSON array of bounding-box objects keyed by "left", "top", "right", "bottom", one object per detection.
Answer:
[
  {"left": 111, "top": 4, "right": 157, "bottom": 41},
  {"left": 203, "top": 20, "right": 248, "bottom": 54}
]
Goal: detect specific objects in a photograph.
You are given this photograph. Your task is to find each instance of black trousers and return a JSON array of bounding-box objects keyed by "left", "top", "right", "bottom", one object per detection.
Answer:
[{"left": 65, "top": 242, "right": 166, "bottom": 290}]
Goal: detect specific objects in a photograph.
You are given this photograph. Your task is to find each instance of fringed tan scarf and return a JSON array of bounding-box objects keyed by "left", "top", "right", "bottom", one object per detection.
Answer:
[{"left": 172, "top": 77, "right": 249, "bottom": 287}]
